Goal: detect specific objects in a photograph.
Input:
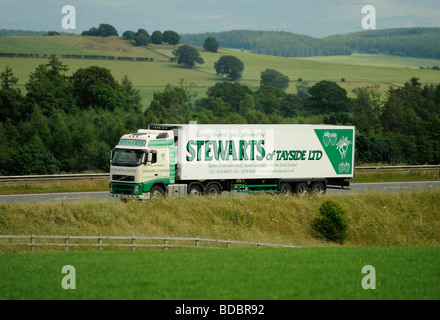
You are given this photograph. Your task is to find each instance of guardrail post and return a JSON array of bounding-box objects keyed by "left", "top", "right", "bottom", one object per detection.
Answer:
[
  {"left": 195, "top": 236, "right": 199, "bottom": 248},
  {"left": 131, "top": 235, "right": 136, "bottom": 251},
  {"left": 164, "top": 237, "right": 168, "bottom": 250},
  {"left": 98, "top": 235, "right": 103, "bottom": 251},
  {"left": 227, "top": 239, "right": 231, "bottom": 249},
  {"left": 65, "top": 234, "right": 69, "bottom": 252},
  {"left": 30, "top": 234, "right": 35, "bottom": 253},
  {"left": 257, "top": 241, "right": 261, "bottom": 248}
]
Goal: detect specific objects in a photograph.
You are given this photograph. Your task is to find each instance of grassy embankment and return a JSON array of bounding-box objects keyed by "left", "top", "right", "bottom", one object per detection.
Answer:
[{"left": 1, "top": 188, "right": 439, "bottom": 249}]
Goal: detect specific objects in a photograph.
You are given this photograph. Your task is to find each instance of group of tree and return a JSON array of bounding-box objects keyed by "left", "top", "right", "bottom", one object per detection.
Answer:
[
  {"left": 0, "top": 57, "right": 144, "bottom": 175},
  {"left": 1, "top": 57, "right": 439, "bottom": 175},
  {"left": 81, "top": 24, "right": 180, "bottom": 46},
  {"left": 172, "top": 45, "right": 244, "bottom": 81},
  {"left": 121, "top": 29, "right": 180, "bottom": 46},
  {"left": 145, "top": 76, "right": 440, "bottom": 165},
  {"left": 81, "top": 24, "right": 119, "bottom": 37},
  {"left": 181, "top": 28, "right": 440, "bottom": 59}
]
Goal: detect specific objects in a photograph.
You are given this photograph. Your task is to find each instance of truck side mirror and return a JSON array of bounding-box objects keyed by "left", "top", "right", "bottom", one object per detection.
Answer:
[{"left": 146, "top": 152, "right": 153, "bottom": 164}]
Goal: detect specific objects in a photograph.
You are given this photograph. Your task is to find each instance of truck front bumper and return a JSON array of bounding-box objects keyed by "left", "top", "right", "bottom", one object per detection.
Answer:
[{"left": 109, "top": 192, "right": 151, "bottom": 200}]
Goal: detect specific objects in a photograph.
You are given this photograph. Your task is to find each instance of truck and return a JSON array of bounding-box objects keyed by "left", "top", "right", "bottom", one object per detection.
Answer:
[{"left": 109, "top": 123, "right": 355, "bottom": 200}]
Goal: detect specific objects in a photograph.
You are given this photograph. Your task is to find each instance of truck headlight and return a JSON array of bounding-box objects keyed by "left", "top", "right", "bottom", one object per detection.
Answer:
[{"left": 134, "top": 185, "right": 139, "bottom": 194}]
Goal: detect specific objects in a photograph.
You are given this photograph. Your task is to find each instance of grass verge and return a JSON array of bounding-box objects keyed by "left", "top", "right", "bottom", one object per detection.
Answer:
[{"left": 1, "top": 188, "right": 439, "bottom": 249}]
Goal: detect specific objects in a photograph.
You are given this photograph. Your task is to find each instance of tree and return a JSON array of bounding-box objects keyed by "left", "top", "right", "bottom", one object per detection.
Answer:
[
  {"left": 120, "top": 75, "right": 142, "bottom": 113},
  {"left": 163, "top": 30, "right": 180, "bottom": 45},
  {"left": 122, "top": 30, "right": 135, "bottom": 40},
  {"left": 71, "top": 66, "right": 119, "bottom": 109},
  {"left": 0, "top": 65, "right": 23, "bottom": 123},
  {"left": 203, "top": 37, "right": 219, "bottom": 52},
  {"left": 97, "top": 24, "right": 118, "bottom": 37},
  {"left": 260, "top": 68, "right": 290, "bottom": 90},
  {"left": 172, "top": 45, "right": 204, "bottom": 68},
  {"left": 205, "top": 82, "right": 252, "bottom": 113},
  {"left": 214, "top": 55, "right": 244, "bottom": 81},
  {"left": 134, "top": 33, "right": 148, "bottom": 46},
  {"left": 25, "top": 56, "right": 72, "bottom": 115},
  {"left": 307, "top": 80, "right": 350, "bottom": 114},
  {"left": 145, "top": 82, "right": 194, "bottom": 124},
  {"left": 11, "top": 135, "right": 59, "bottom": 175},
  {"left": 136, "top": 29, "right": 150, "bottom": 42},
  {"left": 81, "top": 27, "right": 99, "bottom": 36},
  {"left": 352, "top": 86, "right": 381, "bottom": 133},
  {"left": 0, "top": 65, "right": 18, "bottom": 90},
  {"left": 151, "top": 30, "right": 163, "bottom": 44}
]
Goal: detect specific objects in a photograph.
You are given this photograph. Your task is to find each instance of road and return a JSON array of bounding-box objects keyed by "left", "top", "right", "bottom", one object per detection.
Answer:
[{"left": 0, "top": 181, "right": 439, "bottom": 203}]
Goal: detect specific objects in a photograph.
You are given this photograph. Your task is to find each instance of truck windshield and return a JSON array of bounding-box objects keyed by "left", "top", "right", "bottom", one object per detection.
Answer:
[{"left": 111, "top": 149, "right": 145, "bottom": 167}]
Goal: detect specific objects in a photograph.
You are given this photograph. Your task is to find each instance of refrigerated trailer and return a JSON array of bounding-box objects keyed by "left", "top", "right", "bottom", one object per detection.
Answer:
[{"left": 109, "top": 123, "right": 355, "bottom": 200}]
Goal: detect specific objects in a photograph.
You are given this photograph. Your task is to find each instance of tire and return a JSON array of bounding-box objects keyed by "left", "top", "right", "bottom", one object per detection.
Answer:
[
  {"left": 188, "top": 183, "right": 203, "bottom": 197},
  {"left": 150, "top": 185, "right": 165, "bottom": 198},
  {"left": 205, "top": 182, "right": 221, "bottom": 197},
  {"left": 294, "top": 182, "right": 309, "bottom": 196},
  {"left": 279, "top": 182, "right": 292, "bottom": 196},
  {"left": 310, "top": 182, "right": 326, "bottom": 196}
]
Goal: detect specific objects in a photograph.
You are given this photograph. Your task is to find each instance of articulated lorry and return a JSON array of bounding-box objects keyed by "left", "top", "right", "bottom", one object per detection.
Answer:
[{"left": 109, "top": 123, "right": 355, "bottom": 200}]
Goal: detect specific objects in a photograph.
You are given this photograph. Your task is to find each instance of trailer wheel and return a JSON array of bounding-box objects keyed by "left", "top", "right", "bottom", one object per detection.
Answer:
[
  {"left": 150, "top": 185, "right": 165, "bottom": 198},
  {"left": 279, "top": 183, "right": 292, "bottom": 196},
  {"left": 188, "top": 183, "right": 203, "bottom": 197},
  {"left": 205, "top": 182, "right": 221, "bottom": 197},
  {"left": 294, "top": 182, "right": 309, "bottom": 196},
  {"left": 310, "top": 182, "right": 325, "bottom": 196}
]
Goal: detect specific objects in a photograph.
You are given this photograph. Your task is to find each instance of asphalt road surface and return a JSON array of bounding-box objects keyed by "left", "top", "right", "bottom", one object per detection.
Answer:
[{"left": 1, "top": 181, "right": 439, "bottom": 203}]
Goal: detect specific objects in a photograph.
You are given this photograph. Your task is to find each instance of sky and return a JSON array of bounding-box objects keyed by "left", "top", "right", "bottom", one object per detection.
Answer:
[{"left": 1, "top": 0, "right": 440, "bottom": 38}]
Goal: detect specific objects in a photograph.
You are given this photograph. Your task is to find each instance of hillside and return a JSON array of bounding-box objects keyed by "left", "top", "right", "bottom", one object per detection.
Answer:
[
  {"left": 181, "top": 28, "right": 440, "bottom": 59},
  {"left": 2, "top": 35, "right": 440, "bottom": 94}
]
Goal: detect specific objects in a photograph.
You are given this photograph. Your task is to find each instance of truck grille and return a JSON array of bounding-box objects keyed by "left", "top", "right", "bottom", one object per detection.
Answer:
[
  {"left": 112, "top": 175, "right": 135, "bottom": 182},
  {"left": 112, "top": 183, "right": 135, "bottom": 195}
]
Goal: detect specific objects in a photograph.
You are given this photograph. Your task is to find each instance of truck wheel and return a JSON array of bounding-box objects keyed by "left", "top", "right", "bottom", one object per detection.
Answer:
[
  {"left": 188, "top": 183, "right": 202, "bottom": 197},
  {"left": 279, "top": 183, "right": 292, "bottom": 196},
  {"left": 294, "top": 182, "right": 309, "bottom": 196},
  {"left": 310, "top": 182, "right": 325, "bottom": 196},
  {"left": 150, "top": 185, "right": 165, "bottom": 198},
  {"left": 205, "top": 183, "right": 221, "bottom": 197}
]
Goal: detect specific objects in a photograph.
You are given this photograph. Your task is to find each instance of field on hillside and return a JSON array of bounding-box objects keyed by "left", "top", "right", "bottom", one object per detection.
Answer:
[
  {"left": 302, "top": 53, "right": 440, "bottom": 69},
  {"left": 1, "top": 35, "right": 440, "bottom": 108},
  {"left": 1, "top": 247, "right": 439, "bottom": 300}
]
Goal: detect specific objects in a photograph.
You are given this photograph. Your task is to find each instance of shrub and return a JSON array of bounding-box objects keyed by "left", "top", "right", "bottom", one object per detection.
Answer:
[{"left": 312, "top": 200, "right": 348, "bottom": 244}]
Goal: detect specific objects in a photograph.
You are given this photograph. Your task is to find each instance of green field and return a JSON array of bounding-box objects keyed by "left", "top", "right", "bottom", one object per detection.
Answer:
[
  {"left": 2, "top": 35, "right": 440, "bottom": 108},
  {"left": 1, "top": 247, "right": 439, "bottom": 300}
]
